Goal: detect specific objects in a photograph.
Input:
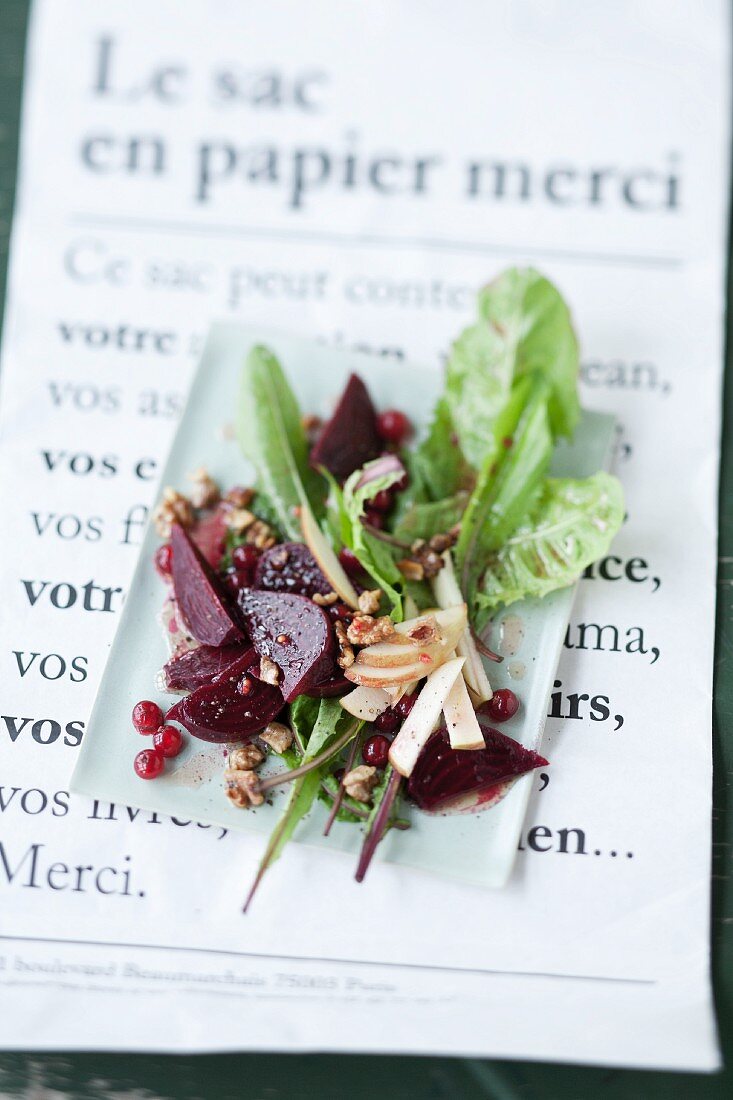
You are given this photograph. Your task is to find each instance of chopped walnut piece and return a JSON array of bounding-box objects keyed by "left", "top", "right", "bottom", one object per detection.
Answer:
[
  {"left": 269, "top": 546, "right": 290, "bottom": 571},
  {"left": 409, "top": 540, "right": 445, "bottom": 578},
  {"left": 224, "top": 486, "right": 255, "bottom": 509},
  {"left": 223, "top": 769, "right": 264, "bottom": 808},
  {"left": 246, "top": 519, "right": 277, "bottom": 550},
  {"left": 343, "top": 765, "right": 379, "bottom": 803},
  {"left": 396, "top": 558, "right": 425, "bottom": 582},
  {"left": 357, "top": 588, "right": 382, "bottom": 615},
  {"left": 428, "top": 531, "right": 458, "bottom": 553},
  {"left": 335, "top": 620, "right": 355, "bottom": 669},
  {"left": 259, "top": 721, "right": 294, "bottom": 754},
  {"left": 225, "top": 508, "right": 255, "bottom": 534},
  {"left": 188, "top": 467, "right": 220, "bottom": 509},
  {"left": 259, "top": 656, "right": 281, "bottom": 686},
  {"left": 301, "top": 413, "right": 323, "bottom": 443},
  {"left": 229, "top": 744, "right": 265, "bottom": 770},
  {"left": 152, "top": 487, "right": 194, "bottom": 538},
  {"left": 313, "top": 590, "right": 339, "bottom": 606},
  {"left": 347, "top": 614, "right": 395, "bottom": 647}
]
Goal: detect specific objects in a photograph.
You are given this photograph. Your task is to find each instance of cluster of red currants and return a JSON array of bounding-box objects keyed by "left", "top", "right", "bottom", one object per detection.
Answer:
[{"left": 132, "top": 699, "right": 185, "bottom": 779}]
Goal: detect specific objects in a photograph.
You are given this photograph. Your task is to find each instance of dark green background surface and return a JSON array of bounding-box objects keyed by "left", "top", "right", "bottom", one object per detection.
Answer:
[{"left": 0, "top": 4, "right": 730, "bottom": 1097}]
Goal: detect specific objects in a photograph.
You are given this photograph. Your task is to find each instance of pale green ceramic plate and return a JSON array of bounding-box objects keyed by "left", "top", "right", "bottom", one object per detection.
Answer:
[{"left": 71, "top": 324, "right": 616, "bottom": 887}]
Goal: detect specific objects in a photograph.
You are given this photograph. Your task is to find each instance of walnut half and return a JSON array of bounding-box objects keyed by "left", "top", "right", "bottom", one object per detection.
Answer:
[
  {"left": 223, "top": 769, "right": 263, "bottom": 808},
  {"left": 343, "top": 765, "right": 379, "bottom": 803}
]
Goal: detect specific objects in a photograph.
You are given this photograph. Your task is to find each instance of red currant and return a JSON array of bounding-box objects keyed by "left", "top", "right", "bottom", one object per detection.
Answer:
[
  {"left": 486, "top": 688, "right": 520, "bottom": 723},
  {"left": 154, "top": 543, "right": 173, "bottom": 578},
  {"left": 395, "top": 691, "right": 419, "bottom": 719},
  {"left": 377, "top": 409, "right": 412, "bottom": 446},
  {"left": 132, "top": 700, "right": 163, "bottom": 734},
  {"left": 374, "top": 708, "right": 400, "bottom": 734},
  {"left": 232, "top": 543, "right": 259, "bottom": 573},
  {"left": 364, "top": 509, "right": 384, "bottom": 530},
  {"left": 134, "top": 748, "right": 164, "bottom": 779},
  {"left": 153, "top": 725, "right": 184, "bottom": 758},
  {"left": 369, "top": 489, "right": 393, "bottom": 513},
  {"left": 328, "top": 602, "right": 354, "bottom": 622},
  {"left": 362, "top": 734, "right": 391, "bottom": 768},
  {"left": 339, "top": 547, "right": 363, "bottom": 578}
]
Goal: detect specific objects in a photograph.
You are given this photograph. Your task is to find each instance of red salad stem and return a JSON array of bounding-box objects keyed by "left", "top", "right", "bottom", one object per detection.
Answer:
[{"left": 354, "top": 768, "right": 403, "bottom": 883}]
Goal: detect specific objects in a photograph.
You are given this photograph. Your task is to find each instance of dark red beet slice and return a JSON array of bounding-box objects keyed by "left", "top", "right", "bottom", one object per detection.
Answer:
[
  {"left": 170, "top": 523, "right": 244, "bottom": 647},
  {"left": 407, "top": 709, "right": 548, "bottom": 812},
  {"left": 310, "top": 373, "right": 382, "bottom": 482},
  {"left": 190, "top": 507, "right": 228, "bottom": 568},
  {"left": 162, "top": 643, "right": 249, "bottom": 692},
  {"left": 254, "top": 542, "right": 332, "bottom": 599},
  {"left": 166, "top": 646, "right": 282, "bottom": 743},
  {"left": 306, "top": 666, "right": 351, "bottom": 697},
  {"left": 238, "top": 588, "right": 335, "bottom": 702}
]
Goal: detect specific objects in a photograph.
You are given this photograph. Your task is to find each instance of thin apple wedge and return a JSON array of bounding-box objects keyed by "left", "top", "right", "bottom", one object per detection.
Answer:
[
  {"left": 431, "top": 553, "right": 492, "bottom": 704},
  {"left": 345, "top": 658, "right": 429, "bottom": 689},
  {"left": 300, "top": 499, "right": 359, "bottom": 610},
  {"left": 340, "top": 685, "right": 393, "bottom": 721},
  {"left": 443, "top": 672, "right": 485, "bottom": 750},
  {"left": 388, "top": 657, "right": 465, "bottom": 777},
  {"left": 354, "top": 635, "right": 420, "bottom": 668}
]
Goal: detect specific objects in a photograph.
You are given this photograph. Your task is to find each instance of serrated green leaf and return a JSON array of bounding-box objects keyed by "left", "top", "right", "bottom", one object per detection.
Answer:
[
  {"left": 475, "top": 472, "right": 624, "bottom": 615},
  {"left": 237, "top": 345, "right": 324, "bottom": 539}
]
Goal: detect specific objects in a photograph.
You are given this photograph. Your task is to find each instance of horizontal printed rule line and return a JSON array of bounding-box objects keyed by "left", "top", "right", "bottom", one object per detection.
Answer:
[
  {"left": 0, "top": 934, "right": 657, "bottom": 986},
  {"left": 68, "top": 213, "right": 684, "bottom": 270}
]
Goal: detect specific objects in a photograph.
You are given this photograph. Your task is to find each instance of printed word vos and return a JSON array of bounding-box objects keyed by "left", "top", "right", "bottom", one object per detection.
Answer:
[
  {"left": 40, "top": 449, "right": 157, "bottom": 480},
  {"left": 13, "top": 651, "right": 88, "bottom": 683},
  {"left": 1, "top": 716, "right": 84, "bottom": 747}
]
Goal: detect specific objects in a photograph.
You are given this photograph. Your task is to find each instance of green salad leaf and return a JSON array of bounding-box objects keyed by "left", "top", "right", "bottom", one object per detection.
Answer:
[
  {"left": 456, "top": 378, "right": 554, "bottom": 610},
  {"left": 237, "top": 345, "right": 324, "bottom": 539},
  {"left": 444, "top": 268, "right": 580, "bottom": 469},
  {"left": 244, "top": 698, "right": 356, "bottom": 911},
  {"left": 338, "top": 460, "right": 407, "bottom": 618},
  {"left": 473, "top": 472, "right": 624, "bottom": 619}
]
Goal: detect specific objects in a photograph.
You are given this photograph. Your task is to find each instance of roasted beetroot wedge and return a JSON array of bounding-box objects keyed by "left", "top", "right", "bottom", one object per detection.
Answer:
[
  {"left": 306, "top": 666, "right": 351, "bottom": 697},
  {"left": 190, "top": 506, "right": 228, "bottom": 569},
  {"left": 238, "top": 588, "right": 335, "bottom": 702},
  {"left": 408, "top": 710, "right": 548, "bottom": 812},
  {"left": 310, "top": 373, "right": 382, "bottom": 482},
  {"left": 254, "top": 542, "right": 332, "bottom": 599},
  {"left": 162, "top": 642, "right": 249, "bottom": 692},
  {"left": 170, "top": 523, "right": 244, "bottom": 647},
  {"left": 166, "top": 647, "right": 282, "bottom": 742}
]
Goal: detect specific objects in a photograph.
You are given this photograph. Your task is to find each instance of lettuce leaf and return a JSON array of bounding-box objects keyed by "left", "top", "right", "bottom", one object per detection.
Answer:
[
  {"left": 456, "top": 378, "right": 554, "bottom": 612},
  {"left": 473, "top": 472, "right": 624, "bottom": 620},
  {"left": 444, "top": 269, "right": 580, "bottom": 469},
  {"left": 244, "top": 698, "right": 355, "bottom": 910},
  {"left": 237, "top": 345, "right": 324, "bottom": 539},
  {"left": 338, "top": 460, "right": 407, "bottom": 617}
]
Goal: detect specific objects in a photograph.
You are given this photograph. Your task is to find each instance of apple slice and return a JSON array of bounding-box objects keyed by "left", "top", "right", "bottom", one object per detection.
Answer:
[
  {"left": 443, "top": 671, "right": 485, "bottom": 750},
  {"left": 345, "top": 658, "right": 429, "bottom": 689},
  {"left": 388, "top": 658, "right": 465, "bottom": 777},
  {"left": 431, "top": 553, "right": 492, "bottom": 704},
  {"left": 340, "top": 685, "right": 393, "bottom": 721},
  {"left": 354, "top": 636, "right": 420, "bottom": 668},
  {"left": 300, "top": 499, "right": 359, "bottom": 609}
]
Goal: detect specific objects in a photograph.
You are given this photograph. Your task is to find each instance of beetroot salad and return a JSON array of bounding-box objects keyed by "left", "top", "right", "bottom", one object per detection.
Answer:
[{"left": 132, "top": 267, "right": 624, "bottom": 908}]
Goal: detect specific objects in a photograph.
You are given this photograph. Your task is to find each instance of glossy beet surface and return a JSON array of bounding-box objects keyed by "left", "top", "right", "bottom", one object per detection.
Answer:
[
  {"left": 408, "top": 710, "right": 548, "bottom": 812},
  {"left": 170, "top": 523, "right": 244, "bottom": 647},
  {"left": 166, "top": 646, "right": 282, "bottom": 743},
  {"left": 162, "top": 643, "right": 249, "bottom": 692},
  {"left": 306, "top": 666, "right": 351, "bottom": 697},
  {"left": 254, "top": 542, "right": 332, "bottom": 599},
  {"left": 238, "top": 588, "right": 336, "bottom": 702},
  {"left": 310, "top": 373, "right": 382, "bottom": 482}
]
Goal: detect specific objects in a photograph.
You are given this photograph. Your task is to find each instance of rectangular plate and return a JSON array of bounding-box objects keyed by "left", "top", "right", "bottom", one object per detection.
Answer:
[{"left": 71, "top": 324, "right": 616, "bottom": 888}]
